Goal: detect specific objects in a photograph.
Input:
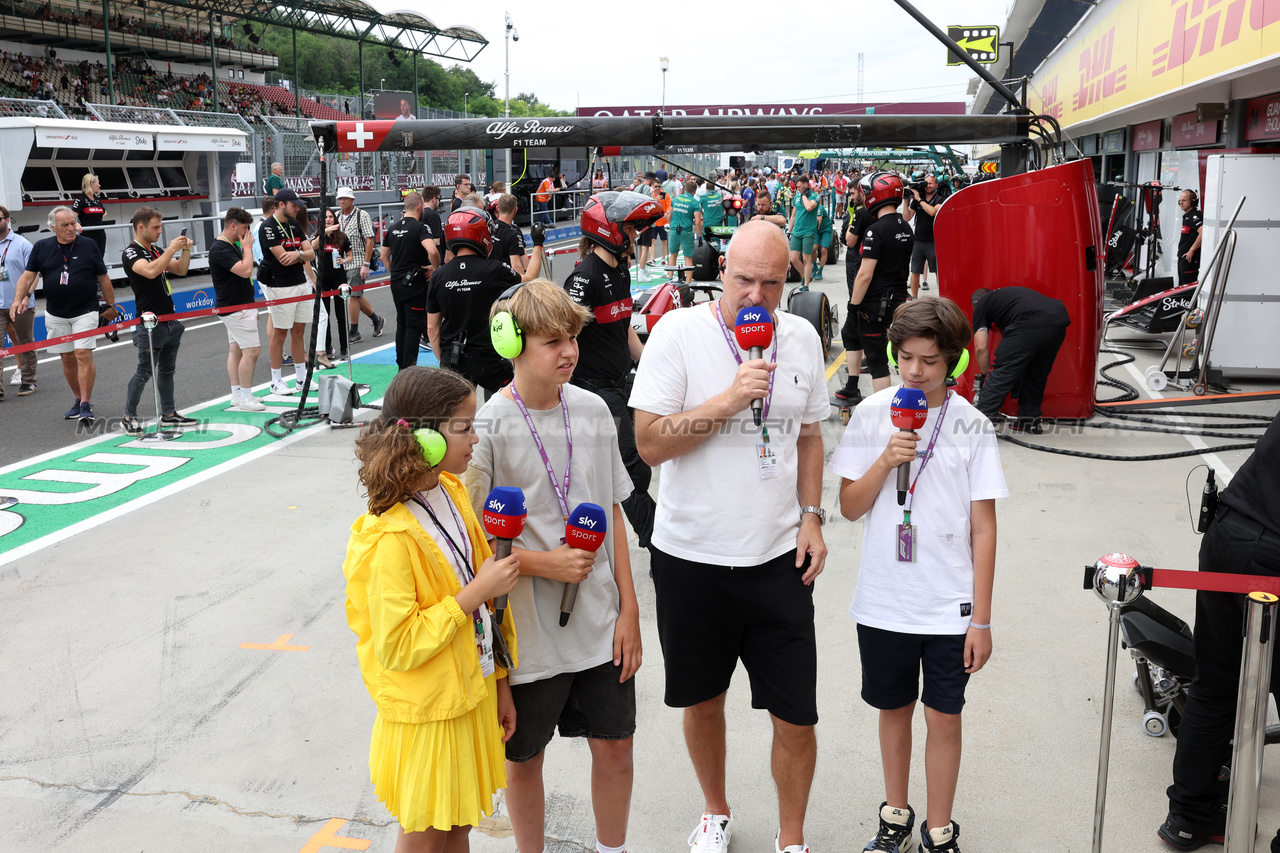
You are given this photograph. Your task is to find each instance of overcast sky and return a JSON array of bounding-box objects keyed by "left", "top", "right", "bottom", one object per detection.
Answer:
[{"left": 399, "top": 0, "right": 1014, "bottom": 112}]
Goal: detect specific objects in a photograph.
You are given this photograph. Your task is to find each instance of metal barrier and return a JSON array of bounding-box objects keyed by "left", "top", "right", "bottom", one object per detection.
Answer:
[
  {"left": 1088, "top": 555, "right": 1280, "bottom": 853},
  {"left": 527, "top": 188, "right": 593, "bottom": 227}
]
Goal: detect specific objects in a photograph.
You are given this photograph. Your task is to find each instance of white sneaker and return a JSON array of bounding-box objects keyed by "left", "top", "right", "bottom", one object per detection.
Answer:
[
  {"left": 235, "top": 396, "right": 266, "bottom": 412},
  {"left": 270, "top": 380, "right": 296, "bottom": 396},
  {"left": 689, "top": 813, "right": 733, "bottom": 853},
  {"left": 774, "top": 832, "right": 809, "bottom": 853},
  {"left": 8, "top": 371, "right": 18, "bottom": 386}
]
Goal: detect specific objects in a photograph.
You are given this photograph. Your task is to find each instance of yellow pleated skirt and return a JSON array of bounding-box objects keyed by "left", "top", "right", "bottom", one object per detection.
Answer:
[{"left": 368, "top": 673, "right": 507, "bottom": 833}]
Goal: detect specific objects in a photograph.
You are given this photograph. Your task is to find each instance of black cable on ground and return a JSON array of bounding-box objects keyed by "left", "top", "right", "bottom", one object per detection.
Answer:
[
  {"left": 1095, "top": 347, "right": 1140, "bottom": 403},
  {"left": 265, "top": 286, "right": 325, "bottom": 439}
]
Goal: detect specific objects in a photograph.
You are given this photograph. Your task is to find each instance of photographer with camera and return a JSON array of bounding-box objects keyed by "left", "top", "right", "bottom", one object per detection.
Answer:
[
  {"left": 850, "top": 172, "right": 914, "bottom": 396},
  {"left": 903, "top": 173, "right": 943, "bottom": 299},
  {"left": 426, "top": 207, "right": 544, "bottom": 398}
]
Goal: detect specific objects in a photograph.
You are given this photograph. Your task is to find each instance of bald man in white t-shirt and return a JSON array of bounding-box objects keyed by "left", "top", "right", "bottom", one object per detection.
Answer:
[{"left": 630, "top": 220, "right": 829, "bottom": 853}]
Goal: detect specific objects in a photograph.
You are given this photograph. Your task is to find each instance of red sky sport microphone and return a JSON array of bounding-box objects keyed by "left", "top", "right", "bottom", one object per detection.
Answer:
[
  {"left": 482, "top": 486, "right": 526, "bottom": 624},
  {"left": 734, "top": 306, "right": 774, "bottom": 426},
  {"left": 560, "top": 502, "right": 607, "bottom": 627},
  {"left": 890, "top": 387, "right": 929, "bottom": 506}
]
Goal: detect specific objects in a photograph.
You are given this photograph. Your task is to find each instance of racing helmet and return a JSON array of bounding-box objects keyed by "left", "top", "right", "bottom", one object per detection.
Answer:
[
  {"left": 581, "top": 191, "right": 665, "bottom": 256},
  {"left": 445, "top": 208, "right": 494, "bottom": 256},
  {"left": 864, "top": 170, "right": 904, "bottom": 213}
]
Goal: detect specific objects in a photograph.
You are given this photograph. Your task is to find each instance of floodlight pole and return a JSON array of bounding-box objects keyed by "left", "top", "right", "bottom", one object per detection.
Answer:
[
  {"left": 102, "top": 0, "right": 114, "bottom": 103},
  {"left": 293, "top": 27, "right": 301, "bottom": 118},
  {"left": 358, "top": 40, "right": 365, "bottom": 118},
  {"left": 208, "top": 11, "right": 219, "bottom": 112},
  {"left": 413, "top": 52, "right": 419, "bottom": 117}
]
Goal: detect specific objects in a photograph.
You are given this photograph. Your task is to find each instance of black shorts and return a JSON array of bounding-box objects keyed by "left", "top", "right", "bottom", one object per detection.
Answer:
[
  {"left": 505, "top": 660, "right": 637, "bottom": 762},
  {"left": 639, "top": 226, "right": 667, "bottom": 246},
  {"left": 652, "top": 546, "right": 817, "bottom": 726},
  {"left": 856, "top": 293, "right": 905, "bottom": 379},
  {"left": 857, "top": 624, "right": 970, "bottom": 715},
  {"left": 910, "top": 240, "right": 937, "bottom": 275}
]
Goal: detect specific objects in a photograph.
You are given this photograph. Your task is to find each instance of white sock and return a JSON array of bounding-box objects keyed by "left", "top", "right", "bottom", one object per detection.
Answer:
[
  {"left": 231, "top": 385, "right": 242, "bottom": 400},
  {"left": 270, "top": 368, "right": 282, "bottom": 384},
  {"left": 294, "top": 365, "right": 307, "bottom": 384},
  {"left": 596, "top": 841, "right": 625, "bottom": 853}
]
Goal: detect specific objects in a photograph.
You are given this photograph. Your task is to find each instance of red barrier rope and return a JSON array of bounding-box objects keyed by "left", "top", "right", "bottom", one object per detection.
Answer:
[
  {"left": 0, "top": 279, "right": 388, "bottom": 359},
  {"left": 1149, "top": 568, "right": 1280, "bottom": 597}
]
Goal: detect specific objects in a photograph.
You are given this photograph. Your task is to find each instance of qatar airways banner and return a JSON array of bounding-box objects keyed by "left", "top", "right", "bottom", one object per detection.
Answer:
[{"left": 576, "top": 102, "right": 966, "bottom": 117}]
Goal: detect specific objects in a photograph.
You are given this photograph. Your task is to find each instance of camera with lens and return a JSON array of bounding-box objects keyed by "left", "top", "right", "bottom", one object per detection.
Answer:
[{"left": 907, "top": 178, "right": 929, "bottom": 195}]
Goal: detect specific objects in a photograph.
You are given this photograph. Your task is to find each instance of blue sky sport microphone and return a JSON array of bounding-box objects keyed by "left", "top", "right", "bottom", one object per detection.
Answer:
[
  {"left": 560, "top": 502, "right": 607, "bottom": 627},
  {"left": 482, "top": 486, "right": 526, "bottom": 624},
  {"left": 889, "top": 387, "right": 929, "bottom": 506},
  {"left": 733, "top": 306, "right": 774, "bottom": 426}
]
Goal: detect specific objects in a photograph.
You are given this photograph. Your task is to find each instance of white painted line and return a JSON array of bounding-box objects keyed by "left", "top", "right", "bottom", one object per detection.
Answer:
[
  {"left": 0, "top": 341, "right": 400, "bottom": 564},
  {"left": 1121, "top": 360, "right": 1236, "bottom": 485}
]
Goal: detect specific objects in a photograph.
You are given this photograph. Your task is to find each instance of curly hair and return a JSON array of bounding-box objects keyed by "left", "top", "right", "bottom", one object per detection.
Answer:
[{"left": 354, "top": 367, "right": 474, "bottom": 515}]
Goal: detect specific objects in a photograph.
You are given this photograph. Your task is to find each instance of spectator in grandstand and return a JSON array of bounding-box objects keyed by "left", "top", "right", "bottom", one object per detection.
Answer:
[
  {"left": 0, "top": 205, "right": 36, "bottom": 399},
  {"left": 265, "top": 162, "right": 285, "bottom": 196},
  {"left": 449, "top": 174, "right": 472, "bottom": 214},
  {"left": 71, "top": 173, "right": 107, "bottom": 260},
  {"left": 9, "top": 206, "right": 118, "bottom": 424},
  {"left": 335, "top": 187, "right": 385, "bottom": 344},
  {"left": 209, "top": 207, "right": 264, "bottom": 412},
  {"left": 119, "top": 206, "right": 197, "bottom": 435},
  {"left": 259, "top": 188, "right": 315, "bottom": 395}
]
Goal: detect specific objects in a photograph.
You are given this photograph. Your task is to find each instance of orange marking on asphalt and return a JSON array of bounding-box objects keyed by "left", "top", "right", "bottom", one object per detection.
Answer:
[
  {"left": 298, "top": 818, "right": 371, "bottom": 852},
  {"left": 239, "top": 633, "right": 309, "bottom": 651}
]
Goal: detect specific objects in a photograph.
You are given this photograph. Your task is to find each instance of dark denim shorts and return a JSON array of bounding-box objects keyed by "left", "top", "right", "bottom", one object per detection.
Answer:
[{"left": 505, "top": 660, "right": 636, "bottom": 762}]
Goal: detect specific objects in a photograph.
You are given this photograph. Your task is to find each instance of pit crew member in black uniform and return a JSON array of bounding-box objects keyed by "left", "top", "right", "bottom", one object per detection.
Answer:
[
  {"left": 971, "top": 286, "right": 1071, "bottom": 433},
  {"left": 1160, "top": 413, "right": 1280, "bottom": 852},
  {"left": 380, "top": 191, "right": 439, "bottom": 371},
  {"left": 835, "top": 176, "right": 876, "bottom": 405},
  {"left": 1177, "top": 189, "right": 1203, "bottom": 286},
  {"left": 850, "top": 171, "right": 913, "bottom": 396},
  {"left": 427, "top": 207, "right": 544, "bottom": 396},
  {"left": 564, "top": 191, "right": 664, "bottom": 548}
]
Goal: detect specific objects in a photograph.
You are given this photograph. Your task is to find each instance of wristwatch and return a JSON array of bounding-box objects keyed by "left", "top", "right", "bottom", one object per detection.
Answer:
[{"left": 801, "top": 506, "right": 827, "bottom": 525}]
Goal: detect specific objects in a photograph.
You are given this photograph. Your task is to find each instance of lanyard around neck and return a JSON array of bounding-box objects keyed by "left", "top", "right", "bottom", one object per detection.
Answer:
[
  {"left": 509, "top": 384, "right": 573, "bottom": 520},
  {"left": 903, "top": 391, "right": 952, "bottom": 518},
  {"left": 713, "top": 301, "right": 778, "bottom": 423}
]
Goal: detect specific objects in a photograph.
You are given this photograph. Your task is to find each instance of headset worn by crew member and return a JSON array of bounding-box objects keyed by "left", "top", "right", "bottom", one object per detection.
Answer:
[
  {"left": 1177, "top": 189, "right": 1203, "bottom": 286},
  {"left": 426, "top": 208, "right": 545, "bottom": 396},
  {"left": 564, "top": 191, "right": 664, "bottom": 549},
  {"left": 850, "top": 171, "right": 914, "bottom": 397}
]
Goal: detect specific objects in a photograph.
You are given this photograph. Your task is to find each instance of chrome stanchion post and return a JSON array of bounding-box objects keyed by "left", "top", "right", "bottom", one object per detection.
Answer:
[
  {"left": 338, "top": 283, "right": 354, "bottom": 384},
  {"left": 138, "top": 312, "right": 177, "bottom": 442},
  {"left": 1223, "top": 591, "right": 1279, "bottom": 853},
  {"left": 1091, "top": 553, "right": 1146, "bottom": 853}
]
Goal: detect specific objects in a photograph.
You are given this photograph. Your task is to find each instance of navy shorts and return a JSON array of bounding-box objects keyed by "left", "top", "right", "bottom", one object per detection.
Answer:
[
  {"left": 856, "top": 624, "right": 970, "bottom": 715},
  {"left": 505, "top": 660, "right": 637, "bottom": 762}
]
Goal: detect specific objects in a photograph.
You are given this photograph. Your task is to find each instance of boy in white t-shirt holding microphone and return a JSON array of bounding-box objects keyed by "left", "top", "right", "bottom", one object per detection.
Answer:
[{"left": 828, "top": 297, "right": 1007, "bottom": 853}]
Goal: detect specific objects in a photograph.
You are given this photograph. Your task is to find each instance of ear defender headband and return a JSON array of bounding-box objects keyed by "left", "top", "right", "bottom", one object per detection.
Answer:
[
  {"left": 490, "top": 282, "right": 527, "bottom": 360},
  {"left": 886, "top": 342, "right": 970, "bottom": 380},
  {"left": 396, "top": 419, "right": 447, "bottom": 467}
]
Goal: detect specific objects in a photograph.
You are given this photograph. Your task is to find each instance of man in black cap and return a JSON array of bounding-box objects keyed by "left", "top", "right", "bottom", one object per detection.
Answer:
[{"left": 260, "top": 188, "right": 316, "bottom": 394}]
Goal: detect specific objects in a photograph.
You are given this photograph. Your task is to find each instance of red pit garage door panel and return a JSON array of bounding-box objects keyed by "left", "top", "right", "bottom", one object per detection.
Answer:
[{"left": 933, "top": 158, "right": 1104, "bottom": 420}]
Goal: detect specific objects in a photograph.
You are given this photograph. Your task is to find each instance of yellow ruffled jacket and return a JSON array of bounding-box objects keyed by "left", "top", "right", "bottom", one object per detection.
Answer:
[{"left": 343, "top": 472, "right": 518, "bottom": 724}]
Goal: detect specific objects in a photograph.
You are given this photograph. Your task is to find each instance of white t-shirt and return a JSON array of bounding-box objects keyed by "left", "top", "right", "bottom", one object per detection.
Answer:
[
  {"left": 629, "top": 302, "right": 830, "bottom": 566},
  {"left": 827, "top": 387, "right": 1008, "bottom": 635},
  {"left": 465, "top": 384, "right": 633, "bottom": 685}
]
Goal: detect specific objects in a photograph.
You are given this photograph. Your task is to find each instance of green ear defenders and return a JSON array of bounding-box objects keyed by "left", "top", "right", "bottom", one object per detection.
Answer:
[
  {"left": 396, "top": 419, "right": 448, "bottom": 467},
  {"left": 886, "top": 341, "right": 971, "bottom": 379},
  {"left": 490, "top": 282, "right": 527, "bottom": 360}
]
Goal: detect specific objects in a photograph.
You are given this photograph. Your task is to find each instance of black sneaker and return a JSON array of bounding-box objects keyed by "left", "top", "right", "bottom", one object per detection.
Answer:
[
  {"left": 865, "top": 803, "right": 916, "bottom": 852},
  {"left": 122, "top": 416, "right": 145, "bottom": 436},
  {"left": 372, "top": 314, "right": 386, "bottom": 337},
  {"left": 1158, "top": 813, "right": 1225, "bottom": 851},
  {"left": 348, "top": 330, "right": 364, "bottom": 344},
  {"left": 921, "top": 821, "right": 960, "bottom": 853},
  {"left": 834, "top": 382, "right": 863, "bottom": 405},
  {"left": 17, "top": 383, "right": 35, "bottom": 396},
  {"left": 160, "top": 412, "right": 199, "bottom": 427}
]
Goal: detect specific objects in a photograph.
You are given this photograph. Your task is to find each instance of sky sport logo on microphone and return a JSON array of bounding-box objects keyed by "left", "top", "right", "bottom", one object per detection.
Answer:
[
  {"left": 733, "top": 307, "right": 773, "bottom": 351},
  {"left": 890, "top": 387, "right": 929, "bottom": 431},
  {"left": 565, "top": 503, "right": 607, "bottom": 551},
  {"left": 482, "top": 486, "right": 527, "bottom": 539}
]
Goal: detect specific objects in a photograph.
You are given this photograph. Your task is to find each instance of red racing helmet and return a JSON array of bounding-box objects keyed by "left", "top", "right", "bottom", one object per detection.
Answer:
[
  {"left": 445, "top": 208, "right": 494, "bottom": 256},
  {"left": 864, "top": 170, "right": 904, "bottom": 213},
  {"left": 581, "top": 191, "right": 665, "bottom": 255}
]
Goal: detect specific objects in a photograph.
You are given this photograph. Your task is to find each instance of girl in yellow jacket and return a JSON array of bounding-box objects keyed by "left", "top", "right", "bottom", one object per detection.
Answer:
[{"left": 344, "top": 366, "right": 520, "bottom": 853}]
